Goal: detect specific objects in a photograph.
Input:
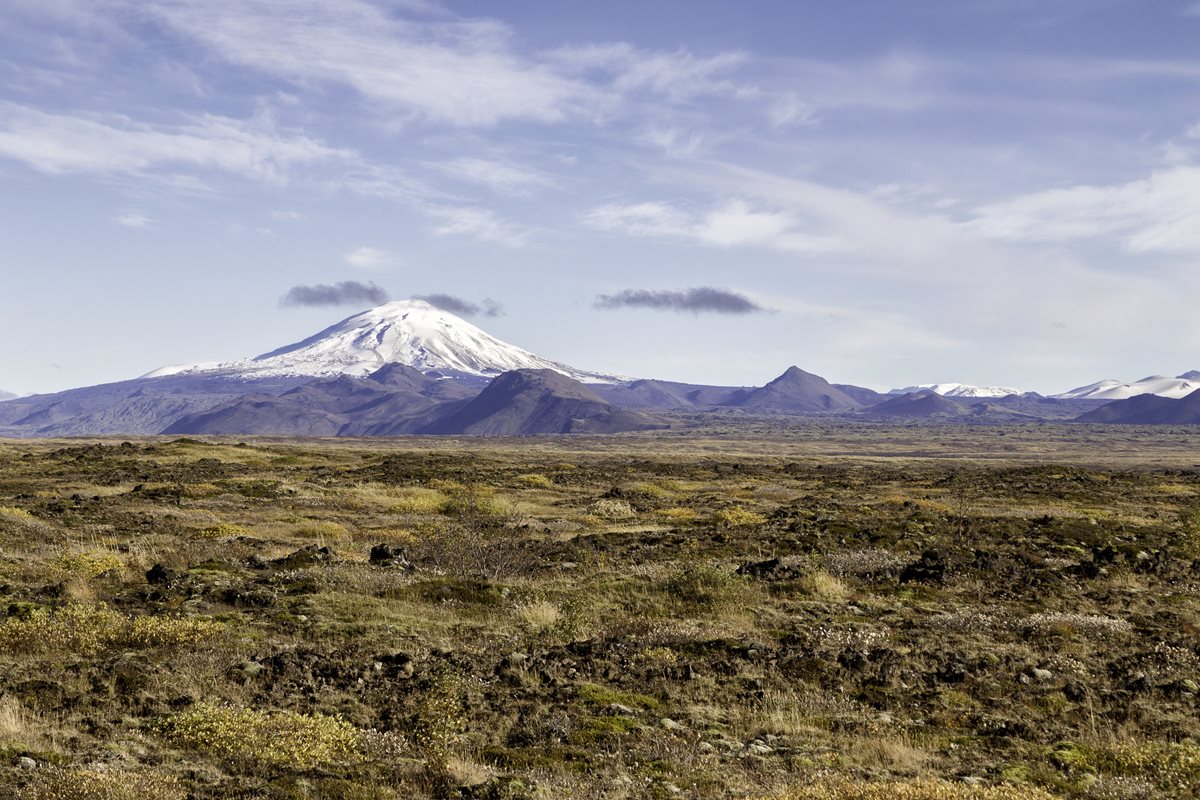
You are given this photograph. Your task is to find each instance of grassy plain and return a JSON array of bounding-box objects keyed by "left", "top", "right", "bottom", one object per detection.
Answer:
[{"left": 0, "top": 420, "right": 1198, "bottom": 798}]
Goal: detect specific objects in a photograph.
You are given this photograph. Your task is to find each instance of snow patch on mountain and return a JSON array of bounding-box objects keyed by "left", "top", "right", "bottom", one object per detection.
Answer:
[
  {"left": 1055, "top": 373, "right": 1200, "bottom": 400},
  {"left": 145, "top": 299, "right": 625, "bottom": 384},
  {"left": 889, "top": 383, "right": 1024, "bottom": 398}
]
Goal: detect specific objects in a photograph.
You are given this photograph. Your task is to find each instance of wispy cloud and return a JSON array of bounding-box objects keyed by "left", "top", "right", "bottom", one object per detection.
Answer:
[
  {"left": 584, "top": 198, "right": 847, "bottom": 255},
  {"left": 115, "top": 212, "right": 150, "bottom": 228},
  {"left": 429, "top": 206, "right": 532, "bottom": 246},
  {"left": 279, "top": 280, "right": 388, "bottom": 308},
  {"left": 965, "top": 165, "right": 1200, "bottom": 254},
  {"left": 0, "top": 103, "right": 351, "bottom": 182},
  {"left": 134, "top": 0, "right": 590, "bottom": 128},
  {"left": 638, "top": 127, "right": 712, "bottom": 158},
  {"left": 415, "top": 293, "right": 503, "bottom": 317},
  {"left": 343, "top": 246, "right": 395, "bottom": 269},
  {"left": 432, "top": 157, "right": 553, "bottom": 195},
  {"left": 594, "top": 287, "right": 768, "bottom": 314},
  {"left": 765, "top": 93, "right": 819, "bottom": 128},
  {"left": 548, "top": 43, "right": 746, "bottom": 103}
]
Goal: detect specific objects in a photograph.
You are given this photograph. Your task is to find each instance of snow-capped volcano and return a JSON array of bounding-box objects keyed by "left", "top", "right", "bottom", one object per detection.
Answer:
[
  {"left": 888, "top": 383, "right": 1024, "bottom": 398},
  {"left": 1054, "top": 373, "right": 1200, "bottom": 400},
  {"left": 145, "top": 299, "right": 624, "bottom": 384}
]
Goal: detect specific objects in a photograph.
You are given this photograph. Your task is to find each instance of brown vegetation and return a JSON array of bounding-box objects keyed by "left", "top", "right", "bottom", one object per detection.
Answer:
[{"left": 0, "top": 425, "right": 1196, "bottom": 797}]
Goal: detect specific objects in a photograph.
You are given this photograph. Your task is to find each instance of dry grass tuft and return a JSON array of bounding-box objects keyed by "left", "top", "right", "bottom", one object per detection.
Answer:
[
  {"left": 764, "top": 780, "right": 1059, "bottom": 800},
  {"left": 513, "top": 599, "right": 562, "bottom": 633},
  {"left": 20, "top": 768, "right": 184, "bottom": 800}
]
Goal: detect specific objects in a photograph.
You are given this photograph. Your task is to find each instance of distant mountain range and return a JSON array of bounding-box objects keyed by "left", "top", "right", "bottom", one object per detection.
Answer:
[
  {"left": 1053, "top": 373, "right": 1200, "bottom": 400},
  {"left": 0, "top": 390, "right": 16, "bottom": 402},
  {"left": 888, "top": 383, "right": 1026, "bottom": 398},
  {"left": 1, "top": 299, "right": 1196, "bottom": 436},
  {"left": 869, "top": 390, "right": 968, "bottom": 417},
  {"left": 1076, "top": 389, "right": 1200, "bottom": 425}
]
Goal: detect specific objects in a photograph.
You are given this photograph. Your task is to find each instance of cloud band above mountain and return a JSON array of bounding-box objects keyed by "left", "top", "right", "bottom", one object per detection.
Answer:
[
  {"left": 594, "top": 287, "right": 767, "bottom": 314},
  {"left": 280, "top": 281, "right": 389, "bottom": 308},
  {"left": 415, "top": 294, "right": 504, "bottom": 318}
]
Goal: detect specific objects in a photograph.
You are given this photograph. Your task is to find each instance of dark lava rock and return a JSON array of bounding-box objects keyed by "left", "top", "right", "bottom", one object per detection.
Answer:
[
  {"left": 369, "top": 543, "right": 414, "bottom": 569},
  {"left": 736, "top": 557, "right": 802, "bottom": 581},
  {"left": 145, "top": 564, "right": 176, "bottom": 585},
  {"left": 900, "top": 550, "right": 947, "bottom": 584},
  {"left": 271, "top": 545, "right": 337, "bottom": 569},
  {"left": 378, "top": 652, "right": 415, "bottom": 679}
]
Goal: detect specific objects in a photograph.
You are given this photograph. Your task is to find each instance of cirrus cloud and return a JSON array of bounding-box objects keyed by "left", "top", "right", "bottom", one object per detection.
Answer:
[
  {"left": 584, "top": 198, "right": 847, "bottom": 255},
  {"left": 0, "top": 102, "right": 351, "bottom": 182}
]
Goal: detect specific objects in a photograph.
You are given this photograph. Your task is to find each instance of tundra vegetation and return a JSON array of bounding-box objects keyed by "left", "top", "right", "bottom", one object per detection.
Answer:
[{"left": 0, "top": 421, "right": 1198, "bottom": 798}]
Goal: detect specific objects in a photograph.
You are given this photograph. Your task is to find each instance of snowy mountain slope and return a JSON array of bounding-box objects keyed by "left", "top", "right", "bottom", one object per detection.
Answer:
[
  {"left": 889, "top": 383, "right": 1024, "bottom": 398},
  {"left": 1055, "top": 373, "right": 1200, "bottom": 400},
  {"left": 145, "top": 299, "right": 624, "bottom": 384}
]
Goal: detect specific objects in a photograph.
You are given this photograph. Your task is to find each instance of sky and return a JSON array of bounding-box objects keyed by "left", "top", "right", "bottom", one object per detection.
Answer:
[{"left": 2, "top": 0, "right": 1200, "bottom": 395}]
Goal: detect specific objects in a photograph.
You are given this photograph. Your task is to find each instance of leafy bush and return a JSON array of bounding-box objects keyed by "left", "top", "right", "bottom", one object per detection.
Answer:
[
  {"left": 54, "top": 550, "right": 125, "bottom": 579},
  {"left": 197, "top": 522, "right": 252, "bottom": 539},
  {"left": 387, "top": 487, "right": 451, "bottom": 515},
  {"left": 0, "top": 605, "right": 221, "bottom": 656},
  {"left": 588, "top": 498, "right": 635, "bottom": 519},
  {"left": 516, "top": 473, "right": 555, "bottom": 489},
  {"left": 161, "top": 704, "right": 362, "bottom": 771},
  {"left": 0, "top": 506, "right": 35, "bottom": 521},
  {"left": 0, "top": 605, "right": 127, "bottom": 655},
  {"left": 664, "top": 562, "right": 748, "bottom": 612},
  {"left": 127, "top": 615, "right": 223, "bottom": 647},
  {"left": 412, "top": 667, "right": 466, "bottom": 770}
]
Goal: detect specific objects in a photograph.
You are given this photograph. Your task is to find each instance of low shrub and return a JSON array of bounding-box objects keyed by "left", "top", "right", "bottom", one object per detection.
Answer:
[
  {"left": 0, "top": 605, "right": 127, "bottom": 655},
  {"left": 161, "top": 703, "right": 362, "bottom": 771},
  {"left": 588, "top": 498, "right": 635, "bottom": 520},
  {"left": 197, "top": 523, "right": 252, "bottom": 539},
  {"left": 0, "top": 605, "right": 222, "bottom": 656},
  {"left": 516, "top": 473, "right": 555, "bottom": 489},
  {"left": 20, "top": 768, "right": 184, "bottom": 800},
  {"left": 0, "top": 506, "right": 35, "bottom": 521},
  {"left": 664, "top": 562, "right": 749, "bottom": 612},
  {"left": 387, "top": 487, "right": 451, "bottom": 515},
  {"left": 54, "top": 550, "right": 124, "bottom": 579},
  {"left": 127, "top": 615, "right": 224, "bottom": 647}
]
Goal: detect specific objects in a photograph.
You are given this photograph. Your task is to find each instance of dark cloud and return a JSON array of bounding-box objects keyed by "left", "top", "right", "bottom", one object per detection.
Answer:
[
  {"left": 594, "top": 287, "right": 767, "bottom": 315},
  {"left": 280, "top": 281, "right": 389, "bottom": 308},
  {"left": 416, "top": 293, "right": 504, "bottom": 317}
]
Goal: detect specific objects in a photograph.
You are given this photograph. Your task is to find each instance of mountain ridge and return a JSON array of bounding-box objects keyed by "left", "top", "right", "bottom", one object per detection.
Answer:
[
  {"left": 1075, "top": 388, "right": 1200, "bottom": 424},
  {"left": 144, "top": 299, "right": 624, "bottom": 385},
  {"left": 1055, "top": 373, "right": 1200, "bottom": 400},
  {"left": 889, "top": 383, "right": 1025, "bottom": 398},
  {"left": 2, "top": 300, "right": 1194, "bottom": 436}
]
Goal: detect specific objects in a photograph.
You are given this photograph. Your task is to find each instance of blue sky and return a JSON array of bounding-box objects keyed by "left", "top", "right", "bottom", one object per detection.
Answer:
[{"left": 2, "top": 0, "right": 1200, "bottom": 395}]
